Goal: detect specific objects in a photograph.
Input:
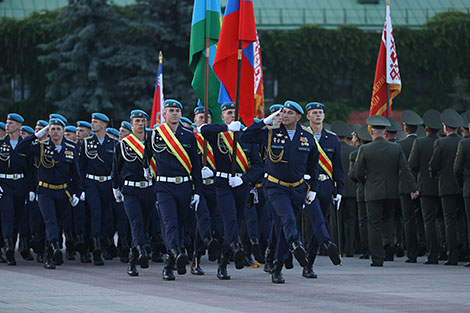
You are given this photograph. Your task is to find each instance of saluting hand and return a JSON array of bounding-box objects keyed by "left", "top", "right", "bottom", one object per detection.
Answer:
[
  {"left": 35, "top": 124, "right": 50, "bottom": 138},
  {"left": 263, "top": 108, "right": 282, "bottom": 125}
]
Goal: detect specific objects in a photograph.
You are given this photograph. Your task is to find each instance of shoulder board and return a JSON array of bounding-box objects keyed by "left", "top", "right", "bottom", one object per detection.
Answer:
[
  {"left": 41, "top": 138, "right": 50, "bottom": 144},
  {"left": 301, "top": 125, "right": 313, "bottom": 135},
  {"left": 64, "top": 139, "right": 76, "bottom": 149},
  {"left": 325, "top": 129, "right": 337, "bottom": 136},
  {"left": 267, "top": 125, "right": 280, "bottom": 130},
  {"left": 181, "top": 126, "right": 194, "bottom": 133}
]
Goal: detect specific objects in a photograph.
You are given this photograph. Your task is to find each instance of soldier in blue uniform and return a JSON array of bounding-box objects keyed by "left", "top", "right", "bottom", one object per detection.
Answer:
[
  {"left": 242, "top": 101, "right": 319, "bottom": 284},
  {"left": 64, "top": 126, "right": 77, "bottom": 142},
  {"left": 147, "top": 100, "right": 203, "bottom": 280},
  {"left": 200, "top": 102, "right": 263, "bottom": 280},
  {"left": 112, "top": 110, "right": 155, "bottom": 276},
  {"left": 17, "top": 119, "right": 81, "bottom": 269},
  {"left": 80, "top": 113, "right": 117, "bottom": 265},
  {"left": 0, "top": 122, "right": 6, "bottom": 137},
  {"left": 0, "top": 113, "right": 30, "bottom": 265}
]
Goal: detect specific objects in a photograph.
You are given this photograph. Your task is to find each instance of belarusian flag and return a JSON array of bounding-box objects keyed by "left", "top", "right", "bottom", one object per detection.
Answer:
[{"left": 189, "top": 0, "right": 222, "bottom": 123}]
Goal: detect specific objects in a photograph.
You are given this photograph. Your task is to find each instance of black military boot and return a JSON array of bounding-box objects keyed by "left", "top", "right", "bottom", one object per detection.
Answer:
[
  {"left": 119, "top": 237, "right": 130, "bottom": 263},
  {"left": 19, "top": 237, "right": 34, "bottom": 261},
  {"left": 127, "top": 248, "right": 139, "bottom": 276},
  {"left": 65, "top": 233, "right": 76, "bottom": 261},
  {"left": 50, "top": 239, "right": 63, "bottom": 265},
  {"left": 137, "top": 244, "right": 149, "bottom": 269},
  {"left": 203, "top": 237, "right": 220, "bottom": 262},
  {"left": 75, "top": 234, "right": 85, "bottom": 254},
  {"left": 5, "top": 238, "right": 16, "bottom": 265},
  {"left": 171, "top": 248, "right": 188, "bottom": 275},
  {"left": 302, "top": 254, "right": 318, "bottom": 279},
  {"left": 191, "top": 255, "right": 204, "bottom": 275},
  {"left": 290, "top": 241, "right": 308, "bottom": 267},
  {"left": 263, "top": 248, "right": 274, "bottom": 273},
  {"left": 395, "top": 242, "right": 405, "bottom": 257},
  {"left": 150, "top": 237, "right": 163, "bottom": 263},
  {"left": 162, "top": 254, "right": 175, "bottom": 281},
  {"left": 271, "top": 260, "right": 285, "bottom": 284},
  {"left": 384, "top": 244, "right": 395, "bottom": 261},
  {"left": 250, "top": 238, "right": 264, "bottom": 263},
  {"left": 284, "top": 252, "right": 294, "bottom": 269},
  {"left": 230, "top": 241, "right": 245, "bottom": 269},
  {"left": 43, "top": 246, "right": 56, "bottom": 270},
  {"left": 217, "top": 255, "right": 231, "bottom": 280},
  {"left": 108, "top": 238, "right": 118, "bottom": 259},
  {"left": 324, "top": 240, "right": 341, "bottom": 265},
  {"left": 92, "top": 238, "right": 104, "bottom": 266},
  {"left": 102, "top": 238, "right": 112, "bottom": 260},
  {"left": 0, "top": 249, "right": 6, "bottom": 263}
]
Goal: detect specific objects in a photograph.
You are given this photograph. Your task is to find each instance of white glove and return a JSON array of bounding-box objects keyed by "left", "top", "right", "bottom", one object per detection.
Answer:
[
  {"left": 35, "top": 124, "right": 50, "bottom": 138},
  {"left": 227, "top": 121, "right": 241, "bottom": 132},
  {"left": 333, "top": 194, "right": 342, "bottom": 211},
  {"left": 250, "top": 188, "right": 259, "bottom": 204},
  {"left": 191, "top": 194, "right": 200, "bottom": 211},
  {"left": 113, "top": 188, "right": 123, "bottom": 203},
  {"left": 411, "top": 191, "right": 419, "bottom": 200},
  {"left": 71, "top": 194, "right": 79, "bottom": 207},
  {"left": 196, "top": 123, "right": 207, "bottom": 133},
  {"left": 143, "top": 167, "right": 153, "bottom": 181},
  {"left": 80, "top": 191, "right": 85, "bottom": 201},
  {"left": 263, "top": 108, "right": 282, "bottom": 125},
  {"left": 201, "top": 166, "right": 214, "bottom": 179},
  {"left": 229, "top": 176, "right": 243, "bottom": 188},
  {"left": 306, "top": 191, "right": 317, "bottom": 204},
  {"left": 29, "top": 191, "right": 36, "bottom": 202},
  {"left": 0, "top": 185, "right": 3, "bottom": 199}
]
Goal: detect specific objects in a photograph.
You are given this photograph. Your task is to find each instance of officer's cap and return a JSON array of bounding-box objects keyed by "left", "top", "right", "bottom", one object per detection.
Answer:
[
  {"left": 357, "top": 125, "right": 373, "bottom": 142},
  {"left": 106, "top": 127, "right": 119, "bottom": 137},
  {"left": 49, "top": 113, "right": 68, "bottom": 124},
  {"left": 221, "top": 102, "right": 236, "bottom": 111},
  {"left": 77, "top": 121, "right": 91, "bottom": 129},
  {"left": 20, "top": 125, "right": 34, "bottom": 135},
  {"left": 36, "top": 120, "right": 49, "bottom": 128},
  {"left": 460, "top": 112, "right": 469, "bottom": 129},
  {"left": 180, "top": 117, "right": 192, "bottom": 126},
  {"left": 441, "top": 109, "right": 463, "bottom": 128},
  {"left": 422, "top": 109, "right": 441, "bottom": 130},
  {"left": 401, "top": 110, "right": 423, "bottom": 126},
  {"left": 194, "top": 106, "right": 212, "bottom": 115},
  {"left": 164, "top": 99, "right": 183, "bottom": 110},
  {"left": 49, "top": 118, "right": 66, "bottom": 128},
  {"left": 330, "top": 121, "right": 352, "bottom": 137},
  {"left": 91, "top": 112, "right": 110, "bottom": 123},
  {"left": 305, "top": 102, "right": 325, "bottom": 112},
  {"left": 269, "top": 104, "right": 283, "bottom": 113},
  {"left": 284, "top": 100, "right": 304, "bottom": 115},
  {"left": 7, "top": 113, "right": 24, "bottom": 123},
  {"left": 65, "top": 125, "right": 77, "bottom": 133},
  {"left": 352, "top": 123, "right": 361, "bottom": 134},
  {"left": 366, "top": 115, "right": 391, "bottom": 129},
  {"left": 130, "top": 110, "right": 148, "bottom": 120},
  {"left": 385, "top": 117, "right": 402, "bottom": 132},
  {"left": 121, "top": 121, "right": 132, "bottom": 131},
  {"left": 0, "top": 122, "right": 5, "bottom": 131}
]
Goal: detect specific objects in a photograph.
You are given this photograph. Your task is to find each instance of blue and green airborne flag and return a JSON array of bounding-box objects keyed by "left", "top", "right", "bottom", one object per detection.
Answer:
[{"left": 189, "top": 0, "right": 222, "bottom": 123}]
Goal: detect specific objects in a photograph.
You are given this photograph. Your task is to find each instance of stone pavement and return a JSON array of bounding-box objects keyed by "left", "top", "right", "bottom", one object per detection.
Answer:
[{"left": 0, "top": 253, "right": 468, "bottom": 313}]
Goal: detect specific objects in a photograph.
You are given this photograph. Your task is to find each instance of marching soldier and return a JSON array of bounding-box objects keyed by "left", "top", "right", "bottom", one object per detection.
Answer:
[
  {"left": 200, "top": 102, "right": 263, "bottom": 280},
  {"left": 149, "top": 100, "right": 203, "bottom": 280},
  {"left": 355, "top": 115, "right": 416, "bottom": 267},
  {"left": 242, "top": 101, "right": 318, "bottom": 284}
]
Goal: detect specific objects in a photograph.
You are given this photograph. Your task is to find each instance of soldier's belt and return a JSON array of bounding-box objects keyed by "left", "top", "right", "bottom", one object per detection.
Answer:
[
  {"left": 266, "top": 175, "right": 304, "bottom": 188},
  {"left": 86, "top": 174, "right": 112, "bottom": 182},
  {"left": 203, "top": 178, "right": 214, "bottom": 185},
  {"left": 124, "top": 180, "right": 153, "bottom": 188},
  {"left": 318, "top": 174, "right": 330, "bottom": 181},
  {"left": 39, "top": 181, "right": 68, "bottom": 190},
  {"left": 0, "top": 173, "right": 24, "bottom": 180},
  {"left": 216, "top": 172, "right": 243, "bottom": 179},
  {"left": 156, "top": 176, "right": 190, "bottom": 184}
]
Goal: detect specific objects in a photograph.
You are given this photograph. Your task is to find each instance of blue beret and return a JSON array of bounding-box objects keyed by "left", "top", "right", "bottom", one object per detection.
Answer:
[
  {"left": 191, "top": 123, "right": 197, "bottom": 128},
  {"left": 91, "top": 131, "right": 95, "bottom": 136},
  {"left": 130, "top": 109, "right": 148, "bottom": 120},
  {"left": 106, "top": 127, "right": 119, "bottom": 137},
  {"left": 180, "top": 117, "right": 193, "bottom": 125},
  {"left": 7, "top": 113, "right": 24, "bottom": 123},
  {"left": 91, "top": 112, "right": 110, "bottom": 123},
  {"left": 0, "top": 122, "right": 5, "bottom": 131},
  {"left": 77, "top": 121, "right": 91, "bottom": 129},
  {"left": 164, "top": 99, "right": 183, "bottom": 110},
  {"left": 152, "top": 123, "right": 161, "bottom": 129},
  {"left": 20, "top": 125, "right": 34, "bottom": 134},
  {"left": 221, "top": 102, "right": 236, "bottom": 111},
  {"left": 194, "top": 106, "right": 213, "bottom": 115},
  {"left": 284, "top": 101, "right": 304, "bottom": 115},
  {"left": 65, "top": 126, "right": 77, "bottom": 133},
  {"left": 253, "top": 118, "right": 262, "bottom": 123},
  {"left": 269, "top": 104, "right": 283, "bottom": 113},
  {"left": 49, "top": 113, "right": 68, "bottom": 124},
  {"left": 36, "top": 120, "right": 48, "bottom": 128},
  {"left": 49, "top": 118, "right": 66, "bottom": 128},
  {"left": 306, "top": 102, "right": 325, "bottom": 111},
  {"left": 121, "top": 121, "right": 132, "bottom": 131}
]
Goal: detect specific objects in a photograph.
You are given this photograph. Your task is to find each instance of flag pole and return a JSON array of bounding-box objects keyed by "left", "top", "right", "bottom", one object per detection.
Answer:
[
  {"left": 231, "top": 39, "right": 243, "bottom": 176},
  {"left": 202, "top": 38, "right": 210, "bottom": 166},
  {"left": 386, "top": 0, "right": 390, "bottom": 118}
]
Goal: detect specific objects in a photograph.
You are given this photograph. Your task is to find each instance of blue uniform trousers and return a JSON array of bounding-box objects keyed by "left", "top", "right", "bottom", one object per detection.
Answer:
[
  {"left": 122, "top": 185, "right": 155, "bottom": 248},
  {"left": 305, "top": 198, "right": 330, "bottom": 256},
  {"left": 245, "top": 187, "right": 272, "bottom": 244},
  {"left": 317, "top": 179, "right": 334, "bottom": 218},
  {"left": 26, "top": 199, "right": 44, "bottom": 236},
  {"left": 37, "top": 188, "right": 69, "bottom": 243},
  {"left": 85, "top": 181, "right": 114, "bottom": 239},
  {"left": 18, "top": 201, "right": 31, "bottom": 239},
  {"left": 0, "top": 192, "right": 26, "bottom": 240},
  {"left": 113, "top": 201, "right": 130, "bottom": 238},
  {"left": 156, "top": 182, "right": 191, "bottom": 252},
  {"left": 72, "top": 201, "right": 86, "bottom": 236}
]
